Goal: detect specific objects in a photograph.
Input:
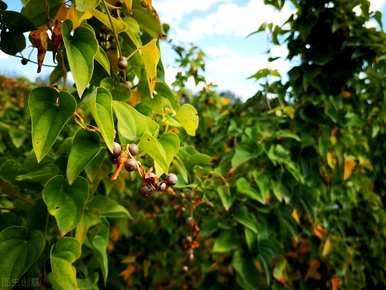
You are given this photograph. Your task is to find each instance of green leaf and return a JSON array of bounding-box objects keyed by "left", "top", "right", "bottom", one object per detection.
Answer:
[
  {"left": 132, "top": 3, "right": 163, "bottom": 38},
  {"left": 252, "top": 171, "right": 270, "bottom": 203},
  {"left": 244, "top": 228, "right": 257, "bottom": 251},
  {"left": 62, "top": 20, "right": 98, "bottom": 97},
  {"left": 0, "top": 30, "right": 25, "bottom": 55},
  {"left": 176, "top": 104, "right": 199, "bottom": 136},
  {"left": 139, "top": 132, "right": 168, "bottom": 173},
  {"left": 172, "top": 155, "right": 188, "bottom": 183},
  {"left": 115, "top": 101, "right": 159, "bottom": 139},
  {"left": 67, "top": 130, "right": 101, "bottom": 185},
  {"left": 0, "top": 226, "right": 45, "bottom": 290},
  {"left": 16, "top": 163, "right": 59, "bottom": 184},
  {"left": 8, "top": 127, "right": 26, "bottom": 148},
  {"left": 92, "top": 9, "right": 127, "bottom": 33},
  {"left": 21, "top": 0, "right": 63, "bottom": 27},
  {"left": 236, "top": 177, "right": 265, "bottom": 204},
  {"left": 212, "top": 230, "right": 239, "bottom": 253},
  {"left": 89, "top": 195, "right": 132, "bottom": 219},
  {"left": 29, "top": 87, "right": 76, "bottom": 162},
  {"left": 155, "top": 133, "right": 180, "bottom": 175},
  {"left": 84, "top": 88, "right": 115, "bottom": 151},
  {"left": 216, "top": 187, "right": 234, "bottom": 211},
  {"left": 77, "top": 273, "right": 99, "bottom": 290},
  {"left": 231, "top": 146, "right": 254, "bottom": 169},
  {"left": 95, "top": 46, "right": 110, "bottom": 75},
  {"left": 75, "top": 210, "right": 101, "bottom": 244},
  {"left": 112, "top": 101, "right": 137, "bottom": 141},
  {"left": 49, "top": 238, "right": 81, "bottom": 290},
  {"left": 232, "top": 251, "right": 259, "bottom": 290},
  {"left": 0, "top": 11, "right": 35, "bottom": 32},
  {"left": 43, "top": 175, "right": 88, "bottom": 235},
  {"left": 76, "top": 0, "right": 99, "bottom": 11},
  {"left": 233, "top": 206, "right": 258, "bottom": 234},
  {"left": 85, "top": 150, "right": 106, "bottom": 182},
  {"left": 124, "top": 17, "right": 142, "bottom": 48},
  {"left": 88, "top": 220, "right": 109, "bottom": 283}
]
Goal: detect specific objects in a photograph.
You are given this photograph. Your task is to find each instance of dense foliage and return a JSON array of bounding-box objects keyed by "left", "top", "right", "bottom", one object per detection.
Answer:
[{"left": 0, "top": 0, "right": 385, "bottom": 290}]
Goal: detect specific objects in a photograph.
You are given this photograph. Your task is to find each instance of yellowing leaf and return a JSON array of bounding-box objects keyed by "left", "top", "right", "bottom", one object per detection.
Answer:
[
  {"left": 30, "top": 28, "right": 48, "bottom": 73},
  {"left": 327, "top": 151, "right": 336, "bottom": 169},
  {"left": 220, "top": 97, "right": 231, "bottom": 106},
  {"left": 93, "top": 9, "right": 127, "bottom": 33},
  {"left": 340, "top": 90, "right": 352, "bottom": 98},
  {"left": 291, "top": 209, "right": 300, "bottom": 224},
  {"left": 322, "top": 238, "right": 332, "bottom": 257},
  {"left": 176, "top": 104, "right": 199, "bottom": 136},
  {"left": 67, "top": 4, "right": 92, "bottom": 29},
  {"left": 255, "top": 260, "right": 263, "bottom": 272},
  {"left": 313, "top": 225, "right": 328, "bottom": 239},
  {"left": 331, "top": 276, "right": 341, "bottom": 290},
  {"left": 143, "top": 0, "right": 152, "bottom": 7},
  {"left": 273, "top": 258, "right": 288, "bottom": 285},
  {"left": 359, "top": 157, "right": 373, "bottom": 171},
  {"left": 343, "top": 158, "right": 356, "bottom": 180},
  {"left": 124, "top": 0, "right": 132, "bottom": 11},
  {"left": 305, "top": 259, "right": 321, "bottom": 280},
  {"left": 330, "top": 127, "right": 338, "bottom": 145},
  {"left": 142, "top": 39, "right": 160, "bottom": 96},
  {"left": 283, "top": 106, "right": 295, "bottom": 119}
]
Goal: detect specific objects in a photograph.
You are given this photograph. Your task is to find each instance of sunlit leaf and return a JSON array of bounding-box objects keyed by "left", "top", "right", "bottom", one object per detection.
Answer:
[
  {"left": 176, "top": 104, "right": 199, "bottom": 136},
  {"left": 142, "top": 39, "right": 160, "bottom": 96},
  {"left": 62, "top": 20, "right": 98, "bottom": 97}
]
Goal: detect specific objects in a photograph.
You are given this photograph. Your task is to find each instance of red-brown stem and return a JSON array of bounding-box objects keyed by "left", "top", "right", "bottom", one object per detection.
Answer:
[{"left": 111, "top": 162, "right": 125, "bottom": 180}]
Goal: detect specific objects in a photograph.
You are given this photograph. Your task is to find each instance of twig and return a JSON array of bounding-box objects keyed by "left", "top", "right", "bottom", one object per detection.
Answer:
[
  {"left": 13, "top": 55, "right": 57, "bottom": 68},
  {"left": 101, "top": 0, "right": 123, "bottom": 58}
]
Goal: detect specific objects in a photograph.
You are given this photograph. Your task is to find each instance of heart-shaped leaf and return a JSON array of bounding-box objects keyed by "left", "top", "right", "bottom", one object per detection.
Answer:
[
  {"left": 43, "top": 175, "right": 88, "bottom": 235},
  {"left": 62, "top": 20, "right": 98, "bottom": 97},
  {"left": 176, "top": 104, "right": 199, "bottom": 136},
  {"left": 67, "top": 130, "right": 101, "bottom": 185},
  {"left": 83, "top": 88, "right": 115, "bottom": 152},
  {"left": 0, "top": 226, "right": 45, "bottom": 290},
  {"left": 49, "top": 238, "right": 81, "bottom": 290},
  {"left": 21, "top": 0, "right": 62, "bottom": 27},
  {"left": 29, "top": 87, "right": 76, "bottom": 162}
]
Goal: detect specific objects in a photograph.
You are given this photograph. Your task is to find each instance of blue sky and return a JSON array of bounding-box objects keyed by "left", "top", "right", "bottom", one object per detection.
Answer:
[{"left": 1, "top": 0, "right": 386, "bottom": 99}]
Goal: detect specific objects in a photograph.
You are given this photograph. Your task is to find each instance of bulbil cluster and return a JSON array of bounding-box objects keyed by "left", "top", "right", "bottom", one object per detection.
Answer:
[{"left": 110, "top": 142, "right": 178, "bottom": 197}]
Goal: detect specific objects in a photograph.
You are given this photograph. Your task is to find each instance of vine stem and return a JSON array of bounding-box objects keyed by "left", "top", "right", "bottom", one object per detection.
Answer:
[
  {"left": 101, "top": 0, "right": 123, "bottom": 58},
  {"left": 14, "top": 54, "right": 57, "bottom": 68}
]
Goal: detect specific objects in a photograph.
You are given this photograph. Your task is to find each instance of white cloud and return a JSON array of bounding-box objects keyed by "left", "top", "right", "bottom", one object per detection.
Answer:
[
  {"left": 369, "top": 0, "right": 386, "bottom": 11},
  {"left": 203, "top": 46, "right": 290, "bottom": 99},
  {"left": 170, "top": 0, "right": 293, "bottom": 42},
  {"left": 155, "top": 0, "right": 232, "bottom": 24},
  {"left": 163, "top": 44, "right": 290, "bottom": 100},
  {"left": 0, "top": 51, "right": 10, "bottom": 60}
]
